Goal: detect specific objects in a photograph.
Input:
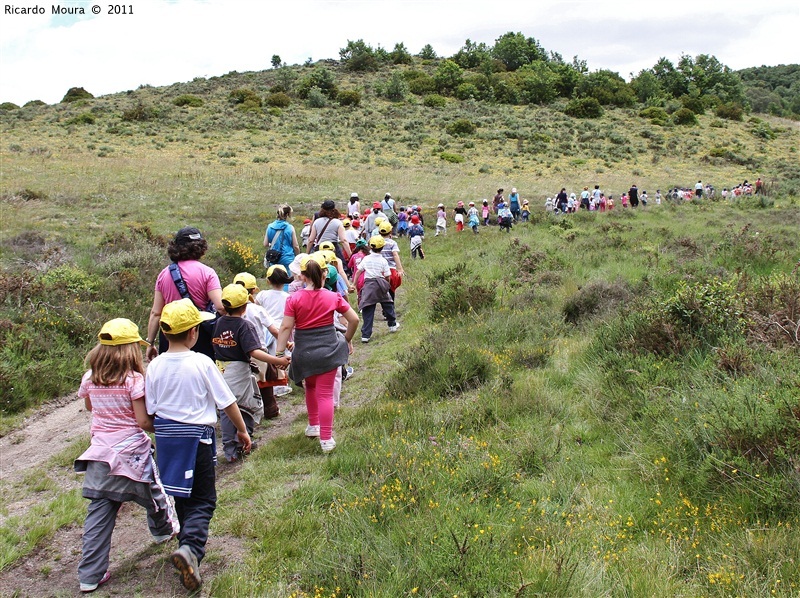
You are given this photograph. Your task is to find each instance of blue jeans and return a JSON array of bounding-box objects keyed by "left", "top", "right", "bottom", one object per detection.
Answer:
[
  {"left": 174, "top": 441, "right": 216, "bottom": 563},
  {"left": 361, "top": 302, "right": 396, "bottom": 339}
]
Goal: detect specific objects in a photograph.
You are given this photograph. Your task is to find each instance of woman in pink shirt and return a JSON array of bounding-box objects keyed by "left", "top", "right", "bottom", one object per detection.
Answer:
[{"left": 275, "top": 255, "right": 359, "bottom": 453}]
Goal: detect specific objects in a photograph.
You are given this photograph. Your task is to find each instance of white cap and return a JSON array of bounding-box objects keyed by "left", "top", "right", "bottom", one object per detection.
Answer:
[{"left": 350, "top": 192, "right": 359, "bottom": 198}]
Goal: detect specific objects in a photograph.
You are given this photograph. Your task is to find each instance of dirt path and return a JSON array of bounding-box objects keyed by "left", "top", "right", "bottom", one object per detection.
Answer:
[{"left": 0, "top": 384, "right": 335, "bottom": 597}]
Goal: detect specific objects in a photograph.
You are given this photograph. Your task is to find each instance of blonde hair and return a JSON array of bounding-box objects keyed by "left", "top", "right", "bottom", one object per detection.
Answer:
[
  {"left": 276, "top": 204, "right": 293, "bottom": 220},
  {"left": 85, "top": 342, "right": 144, "bottom": 386}
]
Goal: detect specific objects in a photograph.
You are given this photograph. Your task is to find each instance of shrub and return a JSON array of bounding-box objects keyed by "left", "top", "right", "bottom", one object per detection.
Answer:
[
  {"left": 61, "top": 87, "right": 94, "bottom": 102},
  {"left": 336, "top": 89, "right": 361, "bottom": 106},
  {"left": 751, "top": 122, "right": 776, "bottom": 140},
  {"left": 23, "top": 100, "right": 46, "bottom": 108},
  {"left": 229, "top": 88, "right": 262, "bottom": 106},
  {"left": 440, "top": 152, "right": 465, "bottom": 163},
  {"left": 715, "top": 102, "right": 743, "bottom": 121},
  {"left": 423, "top": 94, "right": 447, "bottom": 108},
  {"left": 383, "top": 72, "right": 409, "bottom": 101},
  {"left": 236, "top": 99, "right": 262, "bottom": 113},
  {"left": 672, "top": 108, "right": 698, "bottom": 125},
  {"left": 0, "top": 102, "right": 19, "bottom": 111},
  {"left": 173, "top": 94, "right": 203, "bottom": 107},
  {"left": 679, "top": 94, "right": 705, "bottom": 114},
  {"left": 428, "top": 263, "right": 494, "bottom": 320},
  {"left": 639, "top": 106, "right": 668, "bottom": 123},
  {"left": 121, "top": 102, "right": 157, "bottom": 121},
  {"left": 66, "top": 112, "right": 95, "bottom": 125},
  {"left": 455, "top": 83, "right": 480, "bottom": 100},
  {"left": 266, "top": 92, "right": 291, "bottom": 108},
  {"left": 446, "top": 118, "right": 476, "bottom": 136},
  {"left": 306, "top": 87, "right": 327, "bottom": 108},
  {"left": 562, "top": 279, "right": 633, "bottom": 325},
  {"left": 216, "top": 238, "right": 260, "bottom": 275},
  {"left": 564, "top": 97, "right": 603, "bottom": 118},
  {"left": 408, "top": 74, "right": 436, "bottom": 96}
]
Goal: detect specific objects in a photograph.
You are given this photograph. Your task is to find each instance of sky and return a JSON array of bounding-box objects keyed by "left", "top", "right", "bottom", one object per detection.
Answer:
[{"left": 0, "top": 0, "right": 798, "bottom": 105}]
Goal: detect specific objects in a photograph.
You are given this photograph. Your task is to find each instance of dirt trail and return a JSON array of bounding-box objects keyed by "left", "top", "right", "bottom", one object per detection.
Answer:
[{"left": 0, "top": 390, "right": 311, "bottom": 597}]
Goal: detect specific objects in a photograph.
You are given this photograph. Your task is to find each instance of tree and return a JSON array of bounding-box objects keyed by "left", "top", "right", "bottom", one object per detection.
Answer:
[
  {"left": 491, "top": 32, "right": 547, "bottom": 71},
  {"left": 514, "top": 62, "right": 558, "bottom": 104},
  {"left": 390, "top": 42, "right": 413, "bottom": 65},
  {"left": 384, "top": 72, "right": 409, "bottom": 101},
  {"left": 434, "top": 60, "right": 464, "bottom": 95},
  {"left": 340, "top": 39, "right": 380, "bottom": 71},
  {"left": 275, "top": 65, "right": 298, "bottom": 92},
  {"left": 452, "top": 39, "right": 491, "bottom": 69},
  {"left": 419, "top": 44, "right": 437, "bottom": 60},
  {"left": 652, "top": 57, "right": 688, "bottom": 98},
  {"left": 631, "top": 69, "right": 663, "bottom": 103},
  {"left": 297, "top": 66, "right": 338, "bottom": 98},
  {"left": 576, "top": 70, "right": 635, "bottom": 107},
  {"left": 271, "top": 55, "right": 282, "bottom": 69}
]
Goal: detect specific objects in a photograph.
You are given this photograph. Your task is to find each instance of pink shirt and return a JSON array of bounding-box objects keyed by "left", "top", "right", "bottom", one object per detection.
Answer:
[
  {"left": 79, "top": 371, "right": 145, "bottom": 436},
  {"left": 155, "top": 260, "right": 221, "bottom": 308},
  {"left": 284, "top": 288, "right": 351, "bottom": 329}
]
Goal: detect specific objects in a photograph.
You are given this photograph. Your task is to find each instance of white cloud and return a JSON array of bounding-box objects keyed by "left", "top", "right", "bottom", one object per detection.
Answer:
[{"left": 0, "top": 0, "right": 797, "bottom": 104}]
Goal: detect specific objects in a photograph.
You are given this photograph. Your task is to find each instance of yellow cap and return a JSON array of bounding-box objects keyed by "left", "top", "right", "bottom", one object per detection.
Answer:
[
  {"left": 318, "top": 240, "right": 336, "bottom": 252},
  {"left": 342, "top": 218, "right": 351, "bottom": 228},
  {"left": 378, "top": 221, "right": 392, "bottom": 235},
  {"left": 320, "top": 249, "right": 338, "bottom": 264},
  {"left": 98, "top": 318, "right": 147, "bottom": 346},
  {"left": 160, "top": 298, "right": 215, "bottom": 335},
  {"left": 221, "top": 283, "right": 249, "bottom": 309},
  {"left": 374, "top": 217, "right": 386, "bottom": 226},
  {"left": 369, "top": 235, "right": 386, "bottom": 250},
  {"left": 233, "top": 272, "right": 257, "bottom": 290},
  {"left": 266, "top": 264, "right": 288, "bottom": 278},
  {"left": 300, "top": 252, "right": 327, "bottom": 272}
]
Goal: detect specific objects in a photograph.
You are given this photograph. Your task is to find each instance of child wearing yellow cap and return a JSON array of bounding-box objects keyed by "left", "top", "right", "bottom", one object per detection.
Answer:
[
  {"left": 75, "top": 319, "right": 179, "bottom": 593},
  {"left": 213, "top": 285, "right": 290, "bottom": 462},
  {"left": 146, "top": 299, "right": 253, "bottom": 592}
]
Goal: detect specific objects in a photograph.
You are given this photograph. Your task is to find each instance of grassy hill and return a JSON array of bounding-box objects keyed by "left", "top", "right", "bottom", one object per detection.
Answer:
[{"left": 0, "top": 58, "right": 799, "bottom": 596}]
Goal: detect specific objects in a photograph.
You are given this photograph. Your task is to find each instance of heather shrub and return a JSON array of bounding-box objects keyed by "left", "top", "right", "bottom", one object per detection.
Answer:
[
  {"left": 0, "top": 102, "right": 19, "bottom": 111},
  {"left": 336, "top": 89, "right": 361, "bottom": 106},
  {"left": 446, "top": 118, "right": 476, "bottom": 136},
  {"left": 715, "top": 102, "right": 743, "bottom": 121},
  {"left": 229, "top": 88, "right": 262, "bottom": 106},
  {"left": 121, "top": 102, "right": 157, "bottom": 122},
  {"left": 173, "top": 94, "right": 203, "bottom": 107},
  {"left": 672, "top": 107, "right": 698, "bottom": 125},
  {"left": 66, "top": 112, "right": 95, "bottom": 125},
  {"left": 423, "top": 94, "right": 447, "bottom": 108},
  {"left": 428, "top": 263, "right": 495, "bottom": 321},
  {"left": 61, "top": 87, "right": 94, "bottom": 102},
  {"left": 265, "top": 92, "right": 291, "bottom": 108},
  {"left": 564, "top": 97, "right": 603, "bottom": 118}
]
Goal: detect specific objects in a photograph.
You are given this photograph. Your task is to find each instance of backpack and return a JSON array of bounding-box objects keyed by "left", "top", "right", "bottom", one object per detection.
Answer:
[{"left": 264, "top": 228, "right": 284, "bottom": 267}]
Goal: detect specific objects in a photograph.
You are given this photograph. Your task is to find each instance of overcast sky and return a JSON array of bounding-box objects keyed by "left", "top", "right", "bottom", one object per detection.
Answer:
[{"left": 1, "top": 0, "right": 797, "bottom": 105}]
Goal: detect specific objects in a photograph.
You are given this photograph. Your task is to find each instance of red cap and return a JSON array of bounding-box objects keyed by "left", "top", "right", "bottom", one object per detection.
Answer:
[
  {"left": 373, "top": 202, "right": 382, "bottom": 209},
  {"left": 410, "top": 215, "right": 420, "bottom": 224},
  {"left": 351, "top": 219, "right": 361, "bottom": 228},
  {"left": 303, "top": 218, "right": 311, "bottom": 224}
]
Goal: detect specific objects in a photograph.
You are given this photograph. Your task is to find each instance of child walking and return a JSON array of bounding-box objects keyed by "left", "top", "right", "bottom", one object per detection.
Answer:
[
  {"left": 256, "top": 264, "right": 296, "bottom": 396},
  {"left": 213, "top": 285, "right": 290, "bottom": 462},
  {"left": 357, "top": 236, "right": 398, "bottom": 342},
  {"left": 435, "top": 203, "right": 447, "bottom": 236},
  {"left": 467, "top": 201, "right": 480, "bottom": 234},
  {"left": 408, "top": 215, "right": 425, "bottom": 259},
  {"left": 75, "top": 319, "right": 179, "bottom": 593},
  {"left": 146, "top": 299, "right": 253, "bottom": 592}
]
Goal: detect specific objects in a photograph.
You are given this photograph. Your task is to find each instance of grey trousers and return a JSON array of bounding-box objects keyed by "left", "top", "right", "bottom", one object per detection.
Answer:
[{"left": 78, "top": 492, "right": 175, "bottom": 585}]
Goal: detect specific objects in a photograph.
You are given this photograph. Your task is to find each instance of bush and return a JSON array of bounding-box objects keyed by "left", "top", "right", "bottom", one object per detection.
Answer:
[
  {"left": 23, "top": 100, "right": 46, "bottom": 108},
  {"left": 216, "top": 238, "right": 260, "bottom": 276},
  {"left": 446, "top": 118, "right": 476, "bottom": 136},
  {"left": 306, "top": 87, "right": 328, "bottom": 108},
  {"left": 423, "top": 94, "right": 447, "bottom": 108},
  {"left": 672, "top": 107, "right": 698, "bottom": 125},
  {"left": 61, "top": 87, "right": 94, "bottom": 102},
  {"left": 564, "top": 97, "right": 603, "bottom": 118},
  {"left": 121, "top": 102, "right": 157, "bottom": 121},
  {"left": 173, "top": 94, "right": 203, "bottom": 107},
  {"left": 66, "top": 112, "right": 95, "bottom": 125},
  {"left": 562, "top": 279, "right": 633, "bottom": 325},
  {"left": 715, "top": 102, "right": 743, "bottom": 121},
  {"left": 383, "top": 72, "right": 409, "bottom": 101},
  {"left": 408, "top": 74, "right": 437, "bottom": 96},
  {"left": 265, "top": 92, "right": 291, "bottom": 108},
  {"left": 0, "top": 102, "right": 19, "bottom": 111},
  {"left": 440, "top": 152, "right": 465, "bottom": 163},
  {"left": 229, "top": 88, "right": 262, "bottom": 106},
  {"left": 455, "top": 83, "right": 480, "bottom": 100},
  {"left": 639, "top": 106, "right": 668, "bottom": 123},
  {"left": 336, "top": 89, "right": 361, "bottom": 106},
  {"left": 679, "top": 94, "right": 705, "bottom": 114},
  {"left": 428, "top": 263, "right": 494, "bottom": 320}
]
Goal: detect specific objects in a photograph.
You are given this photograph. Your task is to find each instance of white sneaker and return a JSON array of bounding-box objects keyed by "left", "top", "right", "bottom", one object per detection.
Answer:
[
  {"left": 80, "top": 571, "right": 110, "bottom": 593},
  {"left": 274, "top": 385, "right": 293, "bottom": 397},
  {"left": 361, "top": 337, "right": 370, "bottom": 343},
  {"left": 305, "top": 425, "right": 320, "bottom": 437},
  {"left": 389, "top": 323, "right": 400, "bottom": 333},
  {"left": 320, "top": 438, "right": 337, "bottom": 453}
]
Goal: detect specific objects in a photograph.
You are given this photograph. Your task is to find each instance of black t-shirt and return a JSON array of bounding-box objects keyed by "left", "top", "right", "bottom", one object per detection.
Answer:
[{"left": 212, "top": 315, "right": 262, "bottom": 362}]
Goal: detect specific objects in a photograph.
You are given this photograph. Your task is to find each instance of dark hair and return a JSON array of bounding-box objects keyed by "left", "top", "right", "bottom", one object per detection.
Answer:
[
  {"left": 318, "top": 206, "right": 341, "bottom": 219},
  {"left": 167, "top": 238, "right": 208, "bottom": 261},
  {"left": 302, "top": 260, "right": 325, "bottom": 289},
  {"left": 162, "top": 327, "right": 194, "bottom": 342},
  {"left": 267, "top": 268, "right": 293, "bottom": 285}
]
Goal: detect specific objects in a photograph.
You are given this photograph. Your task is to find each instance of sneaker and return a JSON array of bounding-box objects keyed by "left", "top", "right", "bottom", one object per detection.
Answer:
[
  {"left": 170, "top": 545, "right": 201, "bottom": 592},
  {"left": 274, "top": 385, "right": 293, "bottom": 397},
  {"left": 305, "top": 424, "right": 320, "bottom": 437},
  {"left": 389, "top": 323, "right": 400, "bottom": 333},
  {"left": 153, "top": 532, "right": 177, "bottom": 545},
  {"left": 320, "top": 438, "right": 337, "bottom": 453},
  {"left": 361, "top": 337, "right": 370, "bottom": 343},
  {"left": 342, "top": 365, "right": 354, "bottom": 381},
  {"left": 80, "top": 571, "right": 110, "bottom": 593}
]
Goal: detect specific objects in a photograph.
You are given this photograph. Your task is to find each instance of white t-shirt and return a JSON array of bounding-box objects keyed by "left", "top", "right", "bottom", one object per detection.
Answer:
[
  {"left": 380, "top": 238, "right": 399, "bottom": 268},
  {"left": 357, "top": 252, "right": 390, "bottom": 279},
  {"left": 255, "top": 289, "right": 289, "bottom": 325},
  {"left": 145, "top": 351, "right": 236, "bottom": 425},
  {"left": 243, "top": 301, "right": 275, "bottom": 347}
]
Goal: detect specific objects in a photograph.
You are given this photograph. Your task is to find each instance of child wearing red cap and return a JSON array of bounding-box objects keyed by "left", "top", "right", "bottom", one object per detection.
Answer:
[
  {"left": 300, "top": 219, "right": 312, "bottom": 249},
  {"left": 408, "top": 215, "right": 425, "bottom": 259}
]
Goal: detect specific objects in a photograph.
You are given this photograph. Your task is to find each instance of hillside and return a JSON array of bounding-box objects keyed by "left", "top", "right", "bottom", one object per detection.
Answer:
[{"left": 1, "top": 52, "right": 799, "bottom": 597}]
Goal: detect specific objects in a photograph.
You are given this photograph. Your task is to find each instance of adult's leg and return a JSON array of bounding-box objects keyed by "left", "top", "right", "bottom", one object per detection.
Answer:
[
  {"left": 173, "top": 442, "right": 216, "bottom": 563},
  {"left": 78, "top": 498, "right": 121, "bottom": 585}
]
